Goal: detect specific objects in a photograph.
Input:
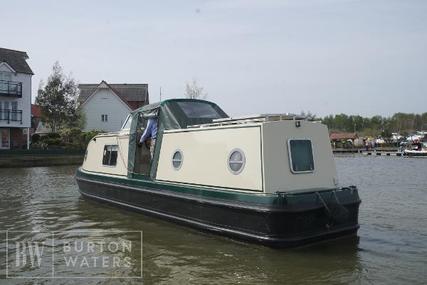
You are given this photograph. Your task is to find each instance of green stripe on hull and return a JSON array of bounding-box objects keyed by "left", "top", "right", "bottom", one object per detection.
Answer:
[
  {"left": 76, "top": 168, "right": 351, "bottom": 208},
  {"left": 77, "top": 168, "right": 280, "bottom": 205}
]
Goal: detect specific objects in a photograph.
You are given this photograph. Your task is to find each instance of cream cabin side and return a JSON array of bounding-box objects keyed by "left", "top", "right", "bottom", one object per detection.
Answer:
[
  {"left": 155, "top": 124, "right": 264, "bottom": 191},
  {"left": 261, "top": 120, "right": 337, "bottom": 193},
  {"left": 155, "top": 119, "right": 337, "bottom": 193},
  {"left": 82, "top": 133, "right": 129, "bottom": 176}
]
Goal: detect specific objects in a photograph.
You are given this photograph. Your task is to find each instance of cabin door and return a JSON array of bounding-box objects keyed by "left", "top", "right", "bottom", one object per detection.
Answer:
[{"left": 135, "top": 118, "right": 151, "bottom": 175}]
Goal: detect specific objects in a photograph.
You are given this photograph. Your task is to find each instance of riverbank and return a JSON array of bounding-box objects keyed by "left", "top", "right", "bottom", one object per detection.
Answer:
[{"left": 0, "top": 149, "right": 84, "bottom": 168}]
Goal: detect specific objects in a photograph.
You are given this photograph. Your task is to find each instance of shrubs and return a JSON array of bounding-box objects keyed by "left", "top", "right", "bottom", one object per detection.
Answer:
[
  {"left": 31, "top": 129, "right": 102, "bottom": 150},
  {"left": 31, "top": 134, "right": 41, "bottom": 144}
]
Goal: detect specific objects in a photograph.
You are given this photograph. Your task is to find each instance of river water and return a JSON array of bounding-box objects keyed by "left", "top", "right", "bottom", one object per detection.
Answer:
[{"left": 0, "top": 156, "right": 426, "bottom": 284}]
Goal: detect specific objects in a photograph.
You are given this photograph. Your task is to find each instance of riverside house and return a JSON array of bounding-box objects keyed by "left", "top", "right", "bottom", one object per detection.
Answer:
[
  {"left": 0, "top": 48, "right": 33, "bottom": 149},
  {"left": 78, "top": 81, "right": 149, "bottom": 132}
]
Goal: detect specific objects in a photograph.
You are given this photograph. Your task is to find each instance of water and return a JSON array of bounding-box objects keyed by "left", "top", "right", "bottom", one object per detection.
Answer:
[{"left": 0, "top": 156, "right": 426, "bottom": 284}]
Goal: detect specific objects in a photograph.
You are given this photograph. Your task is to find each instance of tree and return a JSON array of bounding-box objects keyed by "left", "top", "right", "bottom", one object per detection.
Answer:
[
  {"left": 36, "top": 62, "right": 81, "bottom": 132},
  {"left": 321, "top": 111, "right": 427, "bottom": 138},
  {"left": 184, "top": 79, "right": 207, "bottom": 99},
  {"left": 300, "top": 110, "right": 316, "bottom": 120}
]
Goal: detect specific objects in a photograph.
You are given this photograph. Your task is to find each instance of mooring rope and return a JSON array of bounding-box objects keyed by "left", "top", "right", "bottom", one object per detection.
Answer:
[{"left": 316, "top": 192, "right": 331, "bottom": 216}]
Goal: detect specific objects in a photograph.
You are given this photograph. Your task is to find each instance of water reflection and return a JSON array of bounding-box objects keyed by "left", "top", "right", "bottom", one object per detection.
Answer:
[{"left": 0, "top": 157, "right": 426, "bottom": 284}]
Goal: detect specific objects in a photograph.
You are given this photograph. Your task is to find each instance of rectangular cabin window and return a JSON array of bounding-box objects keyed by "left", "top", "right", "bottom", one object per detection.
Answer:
[
  {"left": 288, "top": 139, "right": 314, "bottom": 173},
  {"left": 101, "top": 114, "right": 108, "bottom": 122},
  {"left": 102, "top": 145, "right": 118, "bottom": 166}
]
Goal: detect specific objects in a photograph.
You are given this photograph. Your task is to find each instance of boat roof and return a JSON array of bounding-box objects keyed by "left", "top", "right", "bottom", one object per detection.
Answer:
[
  {"left": 131, "top": 98, "right": 222, "bottom": 115},
  {"left": 130, "top": 98, "right": 229, "bottom": 130}
]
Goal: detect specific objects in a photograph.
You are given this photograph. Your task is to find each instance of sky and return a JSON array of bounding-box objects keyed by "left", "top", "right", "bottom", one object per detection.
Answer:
[{"left": 1, "top": 0, "right": 426, "bottom": 117}]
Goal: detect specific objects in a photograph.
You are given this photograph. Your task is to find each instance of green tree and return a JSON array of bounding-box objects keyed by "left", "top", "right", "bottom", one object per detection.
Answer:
[
  {"left": 422, "top": 112, "right": 427, "bottom": 130},
  {"left": 36, "top": 62, "right": 81, "bottom": 132}
]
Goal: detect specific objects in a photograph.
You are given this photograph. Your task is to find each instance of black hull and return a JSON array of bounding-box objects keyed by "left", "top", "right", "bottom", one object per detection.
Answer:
[{"left": 76, "top": 170, "right": 360, "bottom": 247}]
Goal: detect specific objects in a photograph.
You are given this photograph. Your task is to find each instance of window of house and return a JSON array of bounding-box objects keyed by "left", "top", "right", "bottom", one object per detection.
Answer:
[
  {"left": 102, "top": 145, "right": 118, "bottom": 166},
  {"left": 0, "top": 72, "right": 12, "bottom": 94},
  {"left": 101, "top": 114, "right": 108, "bottom": 122},
  {"left": 0, "top": 72, "right": 12, "bottom": 81},
  {"left": 0, "top": 128, "right": 10, "bottom": 149},
  {"left": 288, "top": 139, "right": 314, "bottom": 173},
  {"left": 11, "top": 101, "right": 17, "bottom": 121},
  {"left": 3, "top": 102, "right": 9, "bottom": 121}
]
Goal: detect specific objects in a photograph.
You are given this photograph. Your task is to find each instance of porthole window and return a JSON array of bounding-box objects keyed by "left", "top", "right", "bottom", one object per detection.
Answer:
[
  {"left": 172, "top": 150, "right": 183, "bottom": 170},
  {"left": 228, "top": 149, "right": 246, "bottom": 175}
]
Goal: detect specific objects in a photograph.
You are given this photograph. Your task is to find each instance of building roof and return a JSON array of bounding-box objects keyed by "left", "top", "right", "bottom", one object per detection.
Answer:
[
  {"left": 78, "top": 81, "right": 149, "bottom": 110},
  {"left": 0, "top": 47, "right": 34, "bottom": 75},
  {"left": 31, "top": 104, "right": 42, "bottom": 117},
  {"left": 330, "top": 132, "right": 358, "bottom": 140}
]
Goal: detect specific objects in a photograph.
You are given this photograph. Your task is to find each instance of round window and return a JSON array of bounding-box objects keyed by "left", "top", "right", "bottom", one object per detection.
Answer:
[
  {"left": 172, "top": 150, "right": 183, "bottom": 170},
  {"left": 228, "top": 149, "right": 246, "bottom": 174}
]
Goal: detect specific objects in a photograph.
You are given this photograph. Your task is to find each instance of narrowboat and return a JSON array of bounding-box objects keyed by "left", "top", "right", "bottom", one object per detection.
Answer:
[{"left": 75, "top": 99, "right": 361, "bottom": 247}]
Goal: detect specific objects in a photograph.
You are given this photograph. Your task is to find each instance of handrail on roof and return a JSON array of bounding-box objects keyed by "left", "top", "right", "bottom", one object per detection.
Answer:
[
  {"left": 187, "top": 113, "right": 319, "bottom": 129},
  {"left": 212, "top": 113, "right": 307, "bottom": 122}
]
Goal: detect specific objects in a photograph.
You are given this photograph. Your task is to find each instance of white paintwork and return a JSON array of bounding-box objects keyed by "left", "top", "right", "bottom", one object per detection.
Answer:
[
  {"left": 0, "top": 62, "right": 16, "bottom": 73},
  {"left": 81, "top": 86, "right": 131, "bottom": 132},
  {"left": 157, "top": 125, "right": 264, "bottom": 191},
  {"left": 35, "top": 121, "right": 52, "bottom": 134},
  {"left": 0, "top": 64, "right": 32, "bottom": 129},
  {"left": 404, "top": 149, "right": 427, "bottom": 155},
  {"left": 262, "top": 120, "right": 337, "bottom": 193},
  {"left": 82, "top": 133, "right": 129, "bottom": 176}
]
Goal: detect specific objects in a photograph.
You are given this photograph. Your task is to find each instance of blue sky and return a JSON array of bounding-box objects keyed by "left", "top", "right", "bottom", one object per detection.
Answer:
[{"left": 2, "top": 0, "right": 426, "bottom": 117}]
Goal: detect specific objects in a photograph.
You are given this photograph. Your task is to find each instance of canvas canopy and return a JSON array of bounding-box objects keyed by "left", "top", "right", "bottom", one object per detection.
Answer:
[{"left": 127, "top": 99, "right": 228, "bottom": 178}]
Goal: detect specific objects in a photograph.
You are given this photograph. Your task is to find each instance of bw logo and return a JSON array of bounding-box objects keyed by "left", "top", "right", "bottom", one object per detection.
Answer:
[
  {"left": 15, "top": 241, "right": 45, "bottom": 268},
  {"left": 5, "top": 231, "right": 142, "bottom": 279}
]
